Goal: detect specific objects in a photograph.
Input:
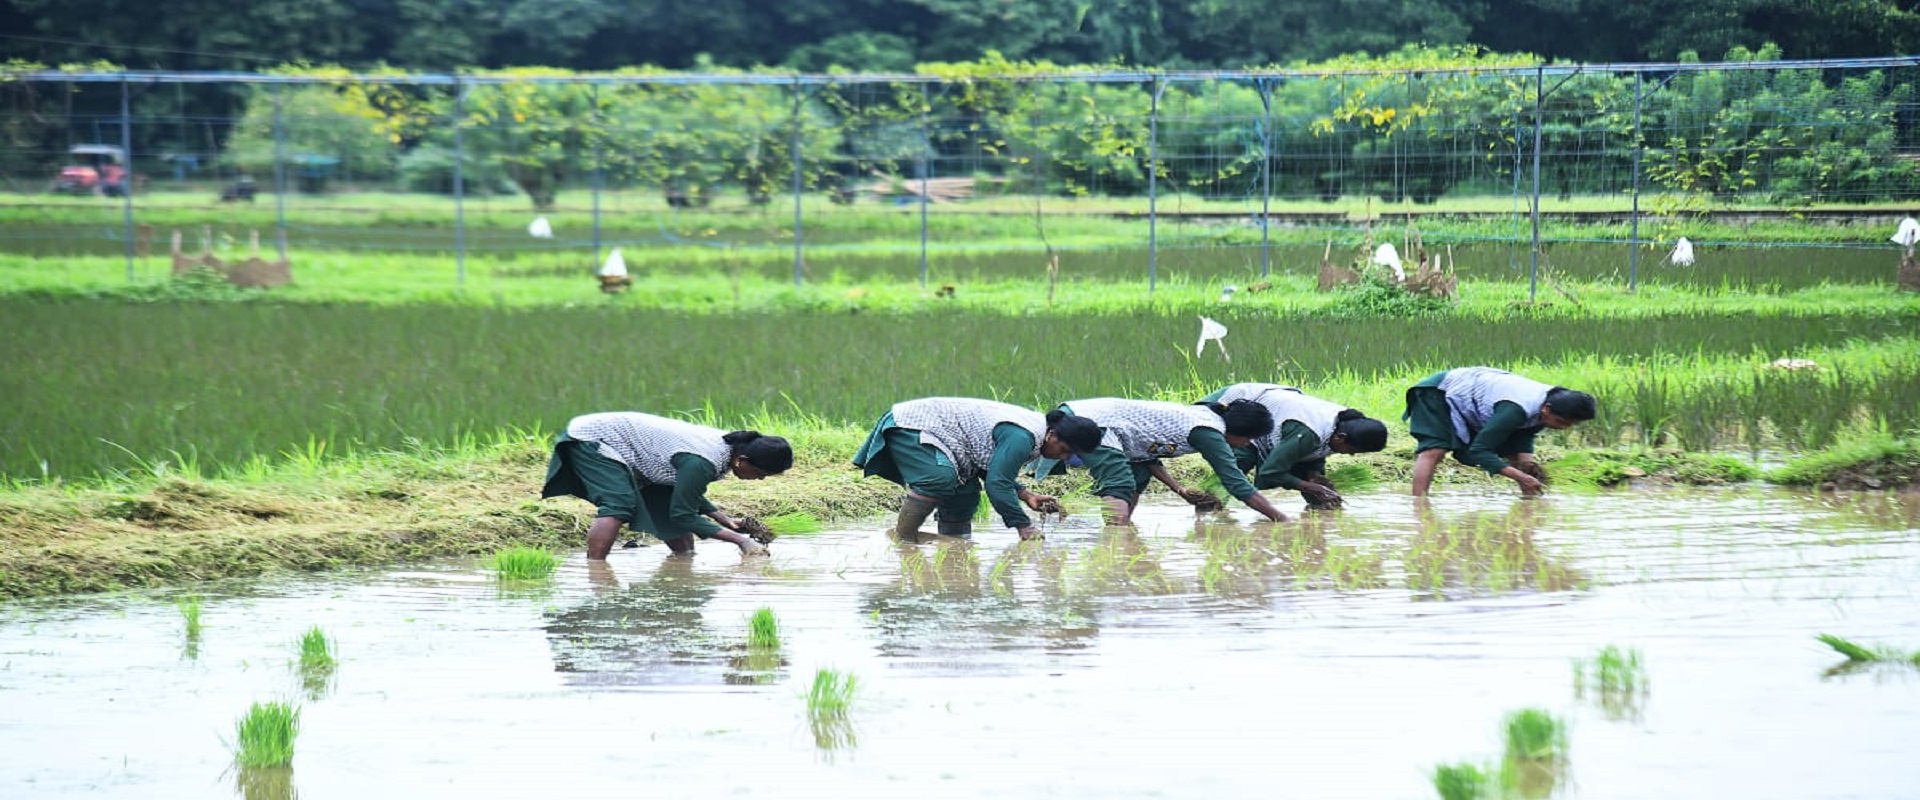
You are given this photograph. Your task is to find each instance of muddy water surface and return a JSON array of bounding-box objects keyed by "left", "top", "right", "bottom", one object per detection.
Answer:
[{"left": 3, "top": 488, "right": 1917, "bottom": 799}]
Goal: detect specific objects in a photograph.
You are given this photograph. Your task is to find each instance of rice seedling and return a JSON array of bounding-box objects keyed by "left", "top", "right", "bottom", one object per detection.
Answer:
[
  {"left": 488, "top": 546, "right": 559, "bottom": 580},
  {"left": 763, "top": 511, "right": 824, "bottom": 535},
  {"left": 1574, "top": 644, "right": 1649, "bottom": 720},
  {"left": 747, "top": 607, "right": 781, "bottom": 650},
  {"left": 1816, "top": 633, "right": 1920, "bottom": 664},
  {"left": 178, "top": 594, "right": 204, "bottom": 639},
  {"left": 231, "top": 701, "right": 300, "bottom": 768},
  {"left": 1502, "top": 708, "right": 1568, "bottom": 763},
  {"left": 806, "top": 667, "right": 859, "bottom": 718},
  {"left": 1431, "top": 761, "right": 1494, "bottom": 800},
  {"left": 1322, "top": 462, "right": 1378, "bottom": 492},
  {"left": 294, "top": 626, "right": 337, "bottom": 698}
]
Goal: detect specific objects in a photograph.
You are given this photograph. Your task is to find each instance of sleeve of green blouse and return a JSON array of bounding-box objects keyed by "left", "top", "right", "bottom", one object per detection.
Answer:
[
  {"left": 1462, "top": 401, "right": 1529, "bottom": 474},
  {"left": 1189, "top": 428, "right": 1259, "bottom": 500},
  {"left": 986, "top": 423, "right": 1036, "bottom": 530},
  {"left": 1197, "top": 387, "right": 1228, "bottom": 403},
  {"left": 1254, "top": 421, "right": 1322, "bottom": 490},
  {"left": 668, "top": 452, "right": 723, "bottom": 535}
]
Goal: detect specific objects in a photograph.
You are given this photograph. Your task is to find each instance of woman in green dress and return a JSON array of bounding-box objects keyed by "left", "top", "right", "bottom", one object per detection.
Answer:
[
  {"left": 1403, "top": 367, "right": 1596, "bottom": 497},
  {"left": 1199, "top": 383, "right": 1389, "bottom": 509},
  {"left": 542, "top": 411, "right": 793, "bottom": 560},
  {"left": 853, "top": 397, "right": 1104, "bottom": 540},
  {"left": 1049, "top": 397, "right": 1290, "bottom": 525}
]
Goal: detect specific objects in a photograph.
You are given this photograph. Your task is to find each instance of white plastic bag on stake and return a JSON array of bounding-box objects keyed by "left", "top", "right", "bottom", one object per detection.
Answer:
[
  {"left": 1892, "top": 217, "right": 1920, "bottom": 248},
  {"left": 528, "top": 216, "right": 554, "bottom": 238},
  {"left": 598, "top": 247, "right": 627, "bottom": 278},
  {"left": 1372, "top": 243, "right": 1405, "bottom": 281},
  {"left": 1670, "top": 237, "right": 1696, "bottom": 266},
  {"left": 1196, "top": 316, "right": 1230, "bottom": 361}
]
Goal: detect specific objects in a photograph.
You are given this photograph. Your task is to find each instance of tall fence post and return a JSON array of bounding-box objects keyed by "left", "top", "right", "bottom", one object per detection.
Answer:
[
  {"left": 272, "top": 82, "right": 288, "bottom": 260},
  {"left": 591, "top": 82, "right": 604, "bottom": 271},
  {"left": 791, "top": 79, "right": 805, "bottom": 287},
  {"left": 1528, "top": 65, "right": 1545, "bottom": 304},
  {"left": 119, "top": 77, "right": 135, "bottom": 282},
  {"left": 1148, "top": 77, "right": 1162, "bottom": 294},
  {"left": 1257, "top": 78, "right": 1274, "bottom": 278},
  {"left": 918, "top": 96, "right": 931, "bottom": 289},
  {"left": 452, "top": 78, "right": 466, "bottom": 287}
]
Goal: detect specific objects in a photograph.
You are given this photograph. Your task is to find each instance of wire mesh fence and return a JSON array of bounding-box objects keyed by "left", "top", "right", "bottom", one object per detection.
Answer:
[{"left": 1, "top": 57, "right": 1915, "bottom": 291}]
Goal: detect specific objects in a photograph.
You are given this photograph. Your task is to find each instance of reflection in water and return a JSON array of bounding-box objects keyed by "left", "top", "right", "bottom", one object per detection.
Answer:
[
  {"left": 231, "top": 766, "right": 298, "bottom": 800},
  {"left": 861, "top": 538, "right": 1103, "bottom": 673},
  {"left": 1407, "top": 501, "right": 1586, "bottom": 599},
  {"left": 1187, "top": 516, "right": 1389, "bottom": 597},
  {"left": 1058, "top": 527, "right": 1175, "bottom": 596},
  {"left": 543, "top": 556, "right": 729, "bottom": 686},
  {"left": 1503, "top": 758, "right": 1566, "bottom": 800},
  {"left": 809, "top": 712, "right": 858, "bottom": 756}
]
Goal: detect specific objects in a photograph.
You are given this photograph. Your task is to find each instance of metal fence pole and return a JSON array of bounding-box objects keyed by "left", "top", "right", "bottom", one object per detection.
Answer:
[
  {"left": 1528, "top": 65, "right": 1544, "bottom": 304},
  {"left": 1628, "top": 72, "right": 1643, "bottom": 292},
  {"left": 918, "top": 100, "right": 930, "bottom": 289},
  {"left": 272, "top": 83, "right": 288, "bottom": 260},
  {"left": 452, "top": 79, "right": 466, "bottom": 287},
  {"left": 1258, "top": 78, "right": 1274, "bottom": 278},
  {"left": 119, "top": 78, "right": 135, "bottom": 282},
  {"left": 1148, "top": 77, "right": 1162, "bottom": 294},
  {"left": 791, "top": 80, "right": 804, "bottom": 287},
  {"left": 591, "top": 83, "right": 604, "bottom": 270}
]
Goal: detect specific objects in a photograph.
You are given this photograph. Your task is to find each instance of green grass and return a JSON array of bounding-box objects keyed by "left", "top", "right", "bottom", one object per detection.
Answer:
[
  {"left": 488, "top": 546, "right": 560, "bottom": 580},
  {"left": 1768, "top": 438, "right": 1920, "bottom": 488},
  {"left": 747, "top": 607, "right": 781, "bottom": 650},
  {"left": 806, "top": 667, "right": 859, "bottom": 717},
  {"left": 1502, "top": 708, "right": 1568, "bottom": 763},
  {"left": 1574, "top": 645, "right": 1646, "bottom": 694},
  {"left": 231, "top": 701, "right": 300, "bottom": 768}
]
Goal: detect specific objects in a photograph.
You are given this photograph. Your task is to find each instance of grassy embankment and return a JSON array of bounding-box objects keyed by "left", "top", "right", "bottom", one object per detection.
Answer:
[{"left": 2, "top": 198, "right": 1916, "bottom": 599}]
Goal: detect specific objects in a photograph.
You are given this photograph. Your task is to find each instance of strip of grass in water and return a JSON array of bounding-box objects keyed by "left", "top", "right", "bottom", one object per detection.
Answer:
[
  {"left": 1548, "top": 449, "right": 1760, "bottom": 488},
  {"left": 806, "top": 668, "right": 859, "bottom": 717},
  {"left": 232, "top": 701, "right": 300, "bottom": 768},
  {"left": 1767, "top": 437, "right": 1920, "bottom": 489},
  {"left": 747, "top": 607, "right": 781, "bottom": 650},
  {"left": 1816, "top": 633, "right": 1920, "bottom": 664},
  {"left": 489, "top": 546, "right": 560, "bottom": 580}
]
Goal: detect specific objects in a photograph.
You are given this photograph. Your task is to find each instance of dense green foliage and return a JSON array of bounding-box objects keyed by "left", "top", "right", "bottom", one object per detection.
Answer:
[{"left": 6, "top": 0, "right": 1916, "bottom": 71}]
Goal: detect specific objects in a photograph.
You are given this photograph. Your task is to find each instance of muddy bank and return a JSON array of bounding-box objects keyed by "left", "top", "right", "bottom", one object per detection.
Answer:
[{"left": 0, "top": 437, "right": 898, "bottom": 601}]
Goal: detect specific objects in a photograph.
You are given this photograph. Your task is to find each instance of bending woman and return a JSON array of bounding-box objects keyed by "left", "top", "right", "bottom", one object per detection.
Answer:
[
  {"left": 853, "top": 397, "right": 1103, "bottom": 540},
  {"left": 542, "top": 411, "right": 793, "bottom": 560},
  {"left": 1200, "top": 383, "right": 1389, "bottom": 509},
  {"left": 1054, "top": 397, "right": 1289, "bottom": 524},
  {"left": 1404, "top": 366, "right": 1596, "bottom": 497}
]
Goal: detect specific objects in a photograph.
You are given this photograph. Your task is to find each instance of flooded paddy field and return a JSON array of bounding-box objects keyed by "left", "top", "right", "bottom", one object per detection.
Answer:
[{"left": 3, "top": 488, "right": 1917, "bottom": 799}]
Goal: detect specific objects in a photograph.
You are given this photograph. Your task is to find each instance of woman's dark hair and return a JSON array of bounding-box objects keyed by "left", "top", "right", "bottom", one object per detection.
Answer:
[
  {"left": 723, "top": 430, "right": 794, "bottom": 474},
  {"left": 1202, "top": 399, "right": 1275, "bottom": 439},
  {"left": 1544, "top": 388, "right": 1597, "bottom": 422},
  {"left": 1044, "top": 409, "right": 1104, "bottom": 453},
  {"left": 1333, "top": 409, "right": 1389, "bottom": 452}
]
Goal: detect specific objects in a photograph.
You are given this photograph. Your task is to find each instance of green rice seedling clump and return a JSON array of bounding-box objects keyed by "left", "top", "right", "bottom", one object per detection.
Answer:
[
  {"left": 1574, "top": 644, "right": 1646, "bottom": 694},
  {"left": 297, "top": 626, "right": 336, "bottom": 673},
  {"left": 232, "top": 701, "right": 300, "bottom": 768},
  {"left": 178, "top": 594, "right": 203, "bottom": 638},
  {"left": 1768, "top": 437, "right": 1920, "bottom": 488},
  {"left": 764, "top": 512, "right": 824, "bottom": 535},
  {"left": 1431, "top": 761, "right": 1494, "bottom": 800},
  {"left": 489, "top": 546, "right": 559, "bottom": 580},
  {"left": 806, "top": 668, "right": 859, "bottom": 717},
  {"left": 747, "top": 607, "right": 781, "bottom": 650},
  {"left": 1502, "top": 708, "right": 1568, "bottom": 763},
  {"left": 1323, "top": 462, "right": 1379, "bottom": 492}
]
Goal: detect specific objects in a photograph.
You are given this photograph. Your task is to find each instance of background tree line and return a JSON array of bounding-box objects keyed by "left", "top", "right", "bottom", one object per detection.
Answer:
[{"left": 3, "top": 0, "right": 1916, "bottom": 73}]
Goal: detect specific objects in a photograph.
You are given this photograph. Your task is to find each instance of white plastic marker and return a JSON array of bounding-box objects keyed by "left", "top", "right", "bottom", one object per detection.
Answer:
[
  {"left": 1670, "top": 237, "right": 1696, "bottom": 266},
  {"left": 599, "top": 247, "right": 627, "bottom": 278},
  {"left": 528, "top": 216, "right": 553, "bottom": 238},
  {"left": 1197, "top": 316, "right": 1230, "bottom": 361},
  {"left": 1892, "top": 217, "right": 1919, "bottom": 248},
  {"left": 1372, "top": 242, "right": 1405, "bottom": 281}
]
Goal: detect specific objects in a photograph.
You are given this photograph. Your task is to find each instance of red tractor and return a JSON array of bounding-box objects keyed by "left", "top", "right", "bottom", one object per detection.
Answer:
[{"left": 51, "top": 145, "right": 131, "bottom": 197}]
